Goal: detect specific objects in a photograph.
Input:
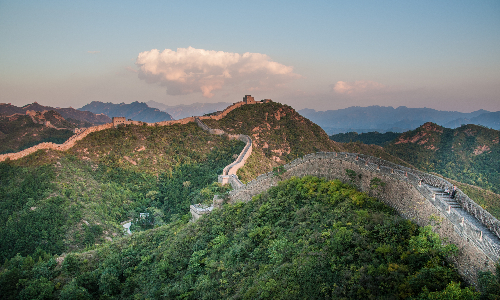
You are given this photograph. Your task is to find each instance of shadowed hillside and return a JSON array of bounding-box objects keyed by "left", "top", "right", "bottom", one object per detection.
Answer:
[
  {"left": 0, "top": 111, "right": 75, "bottom": 154},
  {"left": 0, "top": 102, "right": 111, "bottom": 124}
]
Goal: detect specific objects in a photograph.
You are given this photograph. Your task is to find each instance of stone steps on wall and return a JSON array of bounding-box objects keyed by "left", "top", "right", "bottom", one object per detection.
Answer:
[
  {"left": 427, "top": 186, "right": 461, "bottom": 206},
  {"left": 425, "top": 184, "right": 499, "bottom": 243}
]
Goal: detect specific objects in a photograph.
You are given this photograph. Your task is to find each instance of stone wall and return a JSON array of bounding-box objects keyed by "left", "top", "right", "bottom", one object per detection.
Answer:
[
  {"left": 0, "top": 96, "right": 261, "bottom": 163},
  {"left": 0, "top": 123, "right": 114, "bottom": 162},
  {"left": 223, "top": 135, "right": 252, "bottom": 176},
  {"left": 147, "top": 117, "right": 196, "bottom": 126},
  {"left": 194, "top": 117, "right": 252, "bottom": 189},
  {"left": 198, "top": 101, "right": 246, "bottom": 121},
  {"left": 226, "top": 152, "right": 500, "bottom": 284}
]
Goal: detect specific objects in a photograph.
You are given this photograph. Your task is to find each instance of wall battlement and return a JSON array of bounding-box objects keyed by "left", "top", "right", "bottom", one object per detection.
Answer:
[
  {"left": 0, "top": 95, "right": 266, "bottom": 162},
  {"left": 224, "top": 151, "right": 500, "bottom": 284}
]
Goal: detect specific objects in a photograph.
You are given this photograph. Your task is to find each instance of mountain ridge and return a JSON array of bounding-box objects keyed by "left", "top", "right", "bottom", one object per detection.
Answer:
[
  {"left": 79, "top": 101, "right": 174, "bottom": 123},
  {"left": 1, "top": 99, "right": 499, "bottom": 298},
  {"left": 300, "top": 105, "right": 497, "bottom": 134},
  {"left": 0, "top": 102, "right": 111, "bottom": 125}
]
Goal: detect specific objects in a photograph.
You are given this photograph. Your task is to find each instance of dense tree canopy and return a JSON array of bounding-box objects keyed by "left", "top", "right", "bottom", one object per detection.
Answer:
[{"left": 3, "top": 176, "right": 497, "bottom": 299}]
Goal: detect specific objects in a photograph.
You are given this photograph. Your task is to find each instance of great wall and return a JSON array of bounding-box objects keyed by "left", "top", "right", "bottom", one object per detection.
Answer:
[
  {"left": 193, "top": 111, "right": 500, "bottom": 285},
  {"left": 0, "top": 95, "right": 263, "bottom": 163},
  {"left": 1, "top": 95, "right": 499, "bottom": 284}
]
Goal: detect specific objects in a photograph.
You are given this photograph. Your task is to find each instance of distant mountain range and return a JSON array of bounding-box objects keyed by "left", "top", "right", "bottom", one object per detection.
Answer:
[
  {"left": 79, "top": 101, "right": 173, "bottom": 123},
  {"left": 0, "top": 102, "right": 110, "bottom": 125},
  {"left": 147, "top": 100, "right": 232, "bottom": 120},
  {"left": 299, "top": 106, "right": 500, "bottom": 134}
]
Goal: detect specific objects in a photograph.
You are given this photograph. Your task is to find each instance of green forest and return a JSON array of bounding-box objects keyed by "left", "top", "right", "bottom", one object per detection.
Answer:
[
  {"left": 2, "top": 105, "right": 500, "bottom": 299},
  {"left": 0, "top": 113, "right": 75, "bottom": 154},
  {"left": 0, "top": 123, "right": 244, "bottom": 263},
  {"left": 1, "top": 176, "right": 498, "bottom": 299},
  {"left": 384, "top": 124, "right": 500, "bottom": 195},
  {"left": 330, "top": 132, "right": 401, "bottom": 146}
]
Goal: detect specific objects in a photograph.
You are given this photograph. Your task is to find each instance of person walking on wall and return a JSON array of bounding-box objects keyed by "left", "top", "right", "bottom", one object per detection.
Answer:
[{"left": 451, "top": 186, "right": 457, "bottom": 199}]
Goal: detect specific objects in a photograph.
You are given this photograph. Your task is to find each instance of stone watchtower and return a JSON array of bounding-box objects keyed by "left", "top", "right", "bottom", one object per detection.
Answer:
[
  {"left": 243, "top": 95, "right": 256, "bottom": 104},
  {"left": 112, "top": 117, "right": 126, "bottom": 126}
]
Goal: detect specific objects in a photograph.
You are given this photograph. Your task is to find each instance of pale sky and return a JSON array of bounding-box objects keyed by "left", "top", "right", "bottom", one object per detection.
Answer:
[{"left": 1, "top": 0, "right": 499, "bottom": 112}]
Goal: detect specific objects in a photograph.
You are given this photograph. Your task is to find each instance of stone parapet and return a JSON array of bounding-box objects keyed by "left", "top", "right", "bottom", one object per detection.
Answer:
[
  {"left": 0, "top": 96, "right": 261, "bottom": 163},
  {"left": 190, "top": 204, "right": 213, "bottom": 221},
  {"left": 225, "top": 152, "right": 500, "bottom": 284},
  {"left": 0, "top": 123, "right": 114, "bottom": 162}
]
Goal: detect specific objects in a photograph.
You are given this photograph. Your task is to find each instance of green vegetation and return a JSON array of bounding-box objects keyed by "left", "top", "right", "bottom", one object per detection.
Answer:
[
  {"left": 0, "top": 164, "right": 65, "bottom": 261},
  {"left": 0, "top": 113, "right": 74, "bottom": 154},
  {"left": 236, "top": 147, "right": 279, "bottom": 183},
  {"left": 69, "top": 123, "right": 238, "bottom": 175},
  {"left": 2, "top": 176, "right": 497, "bottom": 299},
  {"left": 157, "top": 139, "right": 244, "bottom": 221},
  {"left": 330, "top": 131, "right": 401, "bottom": 146},
  {"left": 385, "top": 124, "right": 500, "bottom": 194},
  {"left": 340, "top": 141, "right": 415, "bottom": 168},
  {"left": 204, "top": 102, "right": 342, "bottom": 165},
  {"left": 0, "top": 123, "right": 244, "bottom": 261}
]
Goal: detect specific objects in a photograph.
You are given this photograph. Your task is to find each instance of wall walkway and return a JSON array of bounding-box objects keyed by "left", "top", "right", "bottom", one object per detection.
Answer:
[
  {"left": 224, "top": 151, "right": 500, "bottom": 284},
  {"left": 190, "top": 117, "right": 252, "bottom": 219},
  {"left": 0, "top": 100, "right": 254, "bottom": 163}
]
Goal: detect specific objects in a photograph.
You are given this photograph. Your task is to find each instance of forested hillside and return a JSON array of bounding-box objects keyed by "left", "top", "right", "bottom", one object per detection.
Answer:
[
  {"left": 0, "top": 111, "right": 75, "bottom": 154},
  {"left": 3, "top": 176, "right": 497, "bottom": 299},
  {"left": 330, "top": 131, "right": 401, "bottom": 146},
  {"left": 0, "top": 102, "right": 111, "bottom": 124},
  {"left": 0, "top": 122, "right": 244, "bottom": 262},
  {"left": 204, "top": 102, "right": 344, "bottom": 181},
  {"left": 385, "top": 122, "right": 500, "bottom": 194}
]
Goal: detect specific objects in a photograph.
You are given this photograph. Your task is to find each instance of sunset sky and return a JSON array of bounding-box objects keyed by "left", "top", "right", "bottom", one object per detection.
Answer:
[{"left": 1, "top": 0, "right": 499, "bottom": 112}]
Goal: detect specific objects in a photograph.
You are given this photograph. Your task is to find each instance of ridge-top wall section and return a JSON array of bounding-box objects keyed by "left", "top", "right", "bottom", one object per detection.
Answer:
[{"left": 226, "top": 152, "right": 500, "bottom": 284}]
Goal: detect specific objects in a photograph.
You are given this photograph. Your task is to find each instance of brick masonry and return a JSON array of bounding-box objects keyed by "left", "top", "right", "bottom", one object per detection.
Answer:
[{"left": 226, "top": 152, "right": 500, "bottom": 284}]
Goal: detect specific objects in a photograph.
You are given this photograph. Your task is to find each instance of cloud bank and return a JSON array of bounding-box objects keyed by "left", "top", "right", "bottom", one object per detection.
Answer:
[
  {"left": 332, "top": 80, "right": 386, "bottom": 95},
  {"left": 135, "top": 47, "right": 300, "bottom": 98}
]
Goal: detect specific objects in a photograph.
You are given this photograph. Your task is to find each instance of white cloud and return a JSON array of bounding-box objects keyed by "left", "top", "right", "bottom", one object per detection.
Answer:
[
  {"left": 135, "top": 47, "right": 300, "bottom": 98},
  {"left": 87, "top": 51, "right": 101, "bottom": 54},
  {"left": 332, "top": 80, "right": 386, "bottom": 95}
]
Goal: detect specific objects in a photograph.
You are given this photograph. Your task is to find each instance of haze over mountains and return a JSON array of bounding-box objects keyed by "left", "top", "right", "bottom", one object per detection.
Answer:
[
  {"left": 300, "top": 106, "right": 500, "bottom": 134},
  {"left": 147, "top": 100, "right": 232, "bottom": 120},
  {"left": 80, "top": 101, "right": 173, "bottom": 123}
]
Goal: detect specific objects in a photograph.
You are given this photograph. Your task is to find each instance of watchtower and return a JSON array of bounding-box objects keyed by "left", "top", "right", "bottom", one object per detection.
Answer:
[
  {"left": 243, "top": 95, "right": 256, "bottom": 104},
  {"left": 112, "top": 117, "right": 126, "bottom": 126}
]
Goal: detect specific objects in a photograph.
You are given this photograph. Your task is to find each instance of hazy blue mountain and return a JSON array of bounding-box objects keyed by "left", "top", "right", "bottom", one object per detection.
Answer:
[
  {"left": 147, "top": 100, "right": 232, "bottom": 120},
  {"left": 299, "top": 106, "right": 492, "bottom": 134},
  {"left": 470, "top": 111, "right": 500, "bottom": 129},
  {"left": 80, "top": 101, "right": 173, "bottom": 123}
]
